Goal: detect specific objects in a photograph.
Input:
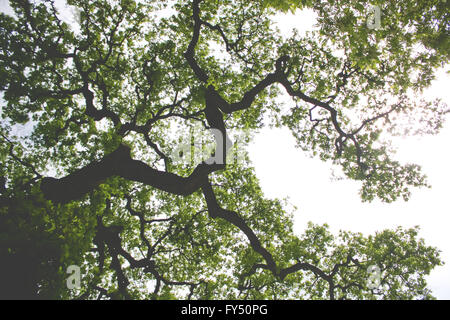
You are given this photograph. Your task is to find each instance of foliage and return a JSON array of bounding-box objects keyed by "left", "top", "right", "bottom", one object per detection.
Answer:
[{"left": 0, "top": 0, "right": 447, "bottom": 299}]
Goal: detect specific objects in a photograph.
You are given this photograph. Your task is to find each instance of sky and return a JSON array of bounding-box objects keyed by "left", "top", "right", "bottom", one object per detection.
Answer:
[
  {"left": 1, "top": 0, "right": 449, "bottom": 299},
  {"left": 248, "top": 10, "right": 450, "bottom": 299}
]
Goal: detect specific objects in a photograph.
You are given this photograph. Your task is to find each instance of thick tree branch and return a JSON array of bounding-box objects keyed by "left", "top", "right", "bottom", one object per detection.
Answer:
[{"left": 41, "top": 144, "right": 223, "bottom": 203}]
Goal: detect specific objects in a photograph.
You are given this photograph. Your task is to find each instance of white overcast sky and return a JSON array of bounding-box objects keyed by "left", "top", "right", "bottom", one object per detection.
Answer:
[
  {"left": 1, "top": 1, "right": 448, "bottom": 299},
  {"left": 251, "top": 10, "right": 450, "bottom": 299}
]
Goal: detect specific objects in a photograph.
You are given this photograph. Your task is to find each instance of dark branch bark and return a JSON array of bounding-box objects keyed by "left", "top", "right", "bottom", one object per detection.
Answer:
[
  {"left": 201, "top": 179, "right": 278, "bottom": 273},
  {"left": 40, "top": 144, "right": 223, "bottom": 203}
]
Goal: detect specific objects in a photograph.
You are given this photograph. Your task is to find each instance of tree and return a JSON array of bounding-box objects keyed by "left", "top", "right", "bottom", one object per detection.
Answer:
[{"left": 0, "top": 0, "right": 447, "bottom": 299}]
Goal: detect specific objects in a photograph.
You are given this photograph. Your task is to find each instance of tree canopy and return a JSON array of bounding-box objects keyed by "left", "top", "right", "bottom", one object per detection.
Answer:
[{"left": 0, "top": 0, "right": 448, "bottom": 299}]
